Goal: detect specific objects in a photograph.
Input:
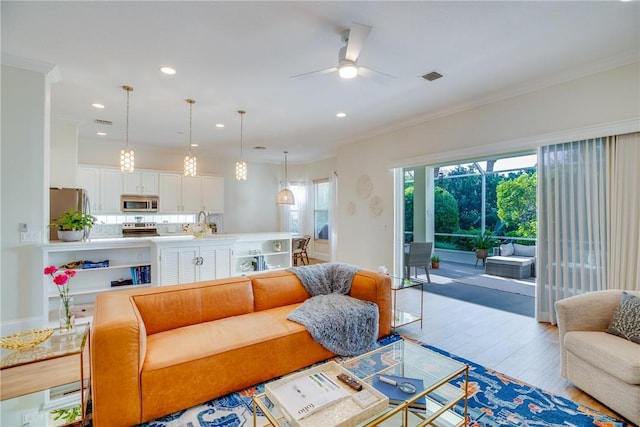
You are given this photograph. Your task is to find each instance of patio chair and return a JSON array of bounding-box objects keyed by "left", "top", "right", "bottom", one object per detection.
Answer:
[
  {"left": 292, "top": 235, "right": 311, "bottom": 266},
  {"left": 404, "top": 242, "right": 432, "bottom": 283}
]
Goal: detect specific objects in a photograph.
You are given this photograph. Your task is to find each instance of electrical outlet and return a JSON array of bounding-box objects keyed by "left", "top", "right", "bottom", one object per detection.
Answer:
[
  {"left": 22, "top": 410, "right": 47, "bottom": 426},
  {"left": 20, "top": 231, "right": 41, "bottom": 243}
]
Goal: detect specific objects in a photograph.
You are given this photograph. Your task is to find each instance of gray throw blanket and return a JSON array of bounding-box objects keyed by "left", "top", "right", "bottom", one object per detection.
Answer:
[{"left": 287, "top": 263, "right": 379, "bottom": 356}]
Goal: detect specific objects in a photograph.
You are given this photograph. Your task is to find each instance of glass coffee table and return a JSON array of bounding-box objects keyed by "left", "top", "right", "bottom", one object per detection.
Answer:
[{"left": 253, "top": 339, "right": 468, "bottom": 426}]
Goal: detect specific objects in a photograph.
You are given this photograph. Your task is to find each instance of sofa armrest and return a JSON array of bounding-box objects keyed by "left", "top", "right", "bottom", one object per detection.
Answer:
[
  {"left": 554, "top": 290, "right": 623, "bottom": 377},
  {"left": 349, "top": 270, "right": 392, "bottom": 337},
  {"left": 92, "top": 292, "right": 146, "bottom": 427}
]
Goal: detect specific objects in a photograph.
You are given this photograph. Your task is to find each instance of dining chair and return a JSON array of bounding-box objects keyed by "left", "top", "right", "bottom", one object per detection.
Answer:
[
  {"left": 292, "top": 235, "right": 311, "bottom": 266},
  {"left": 404, "top": 242, "right": 432, "bottom": 283}
]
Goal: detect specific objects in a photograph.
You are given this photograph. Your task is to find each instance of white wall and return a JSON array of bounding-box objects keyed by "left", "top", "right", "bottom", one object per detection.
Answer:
[
  {"left": 1, "top": 64, "right": 53, "bottom": 333},
  {"left": 50, "top": 119, "right": 78, "bottom": 188},
  {"left": 335, "top": 63, "right": 640, "bottom": 273}
]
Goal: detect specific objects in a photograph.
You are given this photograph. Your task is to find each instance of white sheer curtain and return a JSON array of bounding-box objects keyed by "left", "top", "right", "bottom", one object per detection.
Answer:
[
  {"left": 607, "top": 132, "right": 640, "bottom": 290},
  {"left": 537, "top": 133, "right": 640, "bottom": 324},
  {"left": 537, "top": 138, "right": 609, "bottom": 324}
]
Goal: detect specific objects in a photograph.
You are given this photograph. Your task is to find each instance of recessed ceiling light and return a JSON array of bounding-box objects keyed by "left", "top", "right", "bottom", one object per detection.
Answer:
[
  {"left": 96, "top": 131, "right": 106, "bottom": 136},
  {"left": 160, "top": 66, "right": 176, "bottom": 75},
  {"left": 91, "top": 103, "right": 104, "bottom": 109},
  {"left": 215, "top": 123, "right": 225, "bottom": 128},
  {"left": 336, "top": 112, "right": 347, "bottom": 118},
  {"left": 190, "top": 143, "right": 198, "bottom": 147}
]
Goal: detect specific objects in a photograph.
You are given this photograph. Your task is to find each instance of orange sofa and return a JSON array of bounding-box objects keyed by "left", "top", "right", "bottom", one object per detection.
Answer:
[{"left": 91, "top": 268, "right": 391, "bottom": 426}]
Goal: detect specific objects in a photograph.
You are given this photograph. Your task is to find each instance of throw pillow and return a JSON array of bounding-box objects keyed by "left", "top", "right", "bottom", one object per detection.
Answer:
[
  {"left": 605, "top": 292, "right": 640, "bottom": 344},
  {"left": 500, "top": 243, "right": 514, "bottom": 257}
]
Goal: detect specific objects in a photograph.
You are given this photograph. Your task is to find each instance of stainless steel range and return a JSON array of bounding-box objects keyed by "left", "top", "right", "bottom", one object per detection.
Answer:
[{"left": 122, "top": 222, "right": 159, "bottom": 237}]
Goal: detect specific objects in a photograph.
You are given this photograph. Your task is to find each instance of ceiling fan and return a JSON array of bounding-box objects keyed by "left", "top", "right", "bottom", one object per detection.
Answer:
[{"left": 290, "top": 22, "right": 396, "bottom": 81}]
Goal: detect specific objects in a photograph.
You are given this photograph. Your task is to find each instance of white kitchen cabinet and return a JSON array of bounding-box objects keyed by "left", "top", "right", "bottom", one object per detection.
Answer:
[
  {"left": 201, "top": 175, "right": 224, "bottom": 213},
  {"left": 158, "top": 173, "right": 220, "bottom": 214},
  {"left": 157, "top": 242, "right": 232, "bottom": 285},
  {"left": 181, "top": 175, "right": 202, "bottom": 212},
  {"left": 158, "top": 173, "right": 182, "bottom": 213},
  {"left": 42, "top": 240, "right": 153, "bottom": 327},
  {"left": 123, "top": 170, "right": 158, "bottom": 195},
  {"left": 78, "top": 166, "right": 123, "bottom": 214}
]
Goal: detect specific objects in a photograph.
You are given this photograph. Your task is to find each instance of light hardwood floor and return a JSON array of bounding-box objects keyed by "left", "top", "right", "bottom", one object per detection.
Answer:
[{"left": 393, "top": 287, "right": 624, "bottom": 420}]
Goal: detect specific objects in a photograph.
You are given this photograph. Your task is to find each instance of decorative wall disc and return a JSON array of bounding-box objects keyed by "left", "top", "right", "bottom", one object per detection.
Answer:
[
  {"left": 347, "top": 201, "right": 356, "bottom": 216},
  {"left": 356, "top": 175, "right": 373, "bottom": 199},
  {"left": 368, "top": 195, "right": 383, "bottom": 217}
]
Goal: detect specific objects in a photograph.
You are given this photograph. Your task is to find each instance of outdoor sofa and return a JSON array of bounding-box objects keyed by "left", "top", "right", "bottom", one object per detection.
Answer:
[
  {"left": 91, "top": 267, "right": 391, "bottom": 426},
  {"left": 485, "top": 242, "right": 536, "bottom": 279}
]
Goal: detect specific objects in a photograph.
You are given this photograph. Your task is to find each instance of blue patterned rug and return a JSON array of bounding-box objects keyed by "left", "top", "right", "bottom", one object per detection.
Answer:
[{"left": 138, "top": 334, "right": 631, "bottom": 427}]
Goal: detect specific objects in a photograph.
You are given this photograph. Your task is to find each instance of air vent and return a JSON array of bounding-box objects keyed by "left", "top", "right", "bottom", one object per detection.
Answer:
[
  {"left": 94, "top": 119, "right": 113, "bottom": 126},
  {"left": 422, "top": 71, "right": 443, "bottom": 81}
]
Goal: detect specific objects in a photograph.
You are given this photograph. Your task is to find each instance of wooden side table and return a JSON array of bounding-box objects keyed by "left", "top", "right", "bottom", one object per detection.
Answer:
[{"left": 1, "top": 324, "right": 91, "bottom": 424}]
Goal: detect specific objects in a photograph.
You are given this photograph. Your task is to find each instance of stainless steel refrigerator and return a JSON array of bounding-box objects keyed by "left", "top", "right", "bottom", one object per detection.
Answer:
[{"left": 49, "top": 188, "right": 91, "bottom": 241}]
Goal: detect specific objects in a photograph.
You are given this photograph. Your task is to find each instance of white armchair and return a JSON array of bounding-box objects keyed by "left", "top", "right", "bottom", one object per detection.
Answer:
[{"left": 555, "top": 290, "right": 640, "bottom": 424}]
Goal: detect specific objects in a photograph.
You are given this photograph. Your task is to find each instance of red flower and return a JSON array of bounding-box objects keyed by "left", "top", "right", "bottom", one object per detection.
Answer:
[
  {"left": 64, "top": 270, "right": 76, "bottom": 278},
  {"left": 44, "top": 265, "right": 58, "bottom": 275},
  {"left": 53, "top": 274, "right": 68, "bottom": 286}
]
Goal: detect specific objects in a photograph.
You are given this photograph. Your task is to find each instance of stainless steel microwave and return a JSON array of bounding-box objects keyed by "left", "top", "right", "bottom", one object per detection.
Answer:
[{"left": 121, "top": 195, "right": 159, "bottom": 212}]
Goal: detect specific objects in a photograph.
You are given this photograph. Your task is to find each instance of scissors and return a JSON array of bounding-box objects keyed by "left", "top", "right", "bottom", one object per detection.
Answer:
[{"left": 378, "top": 375, "right": 417, "bottom": 394}]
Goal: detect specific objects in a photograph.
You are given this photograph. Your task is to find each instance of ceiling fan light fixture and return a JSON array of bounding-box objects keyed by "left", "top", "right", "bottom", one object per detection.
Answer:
[{"left": 338, "top": 61, "right": 358, "bottom": 79}]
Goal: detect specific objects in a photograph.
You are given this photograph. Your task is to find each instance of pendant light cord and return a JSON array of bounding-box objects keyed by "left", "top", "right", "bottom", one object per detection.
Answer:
[
  {"left": 122, "top": 85, "right": 133, "bottom": 148},
  {"left": 187, "top": 99, "right": 195, "bottom": 156},
  {"left": 239, "top": 110, "right": 245, "bottom": 159}
]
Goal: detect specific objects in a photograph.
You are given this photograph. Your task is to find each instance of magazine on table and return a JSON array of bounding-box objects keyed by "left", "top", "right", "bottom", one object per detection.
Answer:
[
  {"left": 269, "top": 371, "right": 349, "bottom": 421},
  {"left": 371, "top": 374, "right": 427, "bottom": 409}
]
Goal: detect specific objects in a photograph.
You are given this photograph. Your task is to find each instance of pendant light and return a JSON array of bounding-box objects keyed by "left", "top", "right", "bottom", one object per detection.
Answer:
[
  {"left": 276, "top": 151, "right": 295, "bottom": 205},
  {"left": 120, "top": 85, "right": 135, "bottom": 173},
  {"left": 183, "top": 98, "right": 197, "bottom": 177},
  {"left": 235, "top": 110, "right": 247, "bottom": 181}
]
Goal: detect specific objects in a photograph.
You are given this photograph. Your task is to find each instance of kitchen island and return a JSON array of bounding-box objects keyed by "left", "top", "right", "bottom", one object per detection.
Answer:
[{"left": 41, "top": 232, "right": 293, "bottom": 327}]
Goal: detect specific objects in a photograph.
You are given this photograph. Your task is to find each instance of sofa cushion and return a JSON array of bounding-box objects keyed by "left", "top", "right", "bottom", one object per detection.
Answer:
[
  {"left": 140, "top": 303, "right": 334, "bottom": 421},
  {"left": 133, "top": 277, "right": 254, "bottom": 334},
  {"left": 500, "top": 243, "right": 514, "bottom": 256},
  {"left": 252, "top": 270, "right": 311, "bottom": 311},
  {"left": 513, "top": 243, "right": 535, "bottom": 257},
  {"left": 564, "top": 331, "right": 640, "bottom": 384},
  {"left": 606, "top": 292, "right": 640, "bottom": 344},
  {"left": 485, "top": 256, "right": 532, "bottom": 267}
]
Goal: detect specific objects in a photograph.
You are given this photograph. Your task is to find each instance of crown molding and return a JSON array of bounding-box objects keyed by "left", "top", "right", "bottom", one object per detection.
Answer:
[{"left": 1, "top": 53, "right": 61, "bottom": 83}]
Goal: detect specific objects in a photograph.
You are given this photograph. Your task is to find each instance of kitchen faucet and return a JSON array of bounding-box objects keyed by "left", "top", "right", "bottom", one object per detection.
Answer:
[{"left": 197, "top": 210, "right": 207, "bottom": 226}]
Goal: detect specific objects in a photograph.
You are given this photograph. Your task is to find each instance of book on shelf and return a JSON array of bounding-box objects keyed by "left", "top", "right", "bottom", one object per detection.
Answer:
[
  {"left": 371, "top": 374, "right": 426, "bottom": 409},
  {"left": 268, "top": 371, "right": 349, "bottom": 421},
  {"left": 128, "top": 265, "right": 152, "bottom": 285}
]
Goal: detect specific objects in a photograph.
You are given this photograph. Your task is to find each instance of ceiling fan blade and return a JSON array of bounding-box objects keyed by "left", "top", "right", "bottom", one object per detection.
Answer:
[
  {"left": 358, "top": 66, "right": 397, "bottom": 81},
  {"left": 344, "top": 22, "right": 372, "bottom": 62},
  {"left": 289, "top": 67, "right": 338, "bottom": 79}
]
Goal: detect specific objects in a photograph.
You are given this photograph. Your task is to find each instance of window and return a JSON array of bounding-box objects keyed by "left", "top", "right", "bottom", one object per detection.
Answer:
[
  {"left": 288, "top": 183, "right": 305, "bottom": 234},
  {"left": 314, "top": 179, "right": 330, "bottom": 240}
]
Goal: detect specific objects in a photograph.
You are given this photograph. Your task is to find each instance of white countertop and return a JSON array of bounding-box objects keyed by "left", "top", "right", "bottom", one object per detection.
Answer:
[{"left": 42, "top": 232, "right": 292, "bottom": 249}]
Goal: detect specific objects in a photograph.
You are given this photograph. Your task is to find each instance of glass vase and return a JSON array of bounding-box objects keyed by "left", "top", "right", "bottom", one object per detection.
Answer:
[{"left": 59, "top": 296, "right": 75, "bottom": 332}]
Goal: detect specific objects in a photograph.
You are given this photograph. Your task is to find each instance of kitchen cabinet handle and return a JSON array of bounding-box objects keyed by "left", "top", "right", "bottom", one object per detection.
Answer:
[{"left": 199, "top": 256, "right": 204, "bottom": 265}]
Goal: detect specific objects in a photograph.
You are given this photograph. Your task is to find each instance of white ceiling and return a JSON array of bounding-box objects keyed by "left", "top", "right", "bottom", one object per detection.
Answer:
[{"left": 2, "top": 1, "right": 639, "bottom": 163}]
